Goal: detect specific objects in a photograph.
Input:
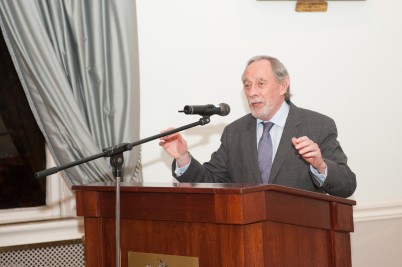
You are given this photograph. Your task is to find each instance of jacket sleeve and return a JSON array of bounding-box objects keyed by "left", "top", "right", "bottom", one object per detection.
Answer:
[{"left": 316, "top": 118, "right": 357, "bottom": 198}]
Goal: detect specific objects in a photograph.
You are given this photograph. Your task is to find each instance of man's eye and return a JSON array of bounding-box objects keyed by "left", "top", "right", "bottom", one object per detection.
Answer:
[{"left": 258, "top": 82, "right": 265, "bottom": 87}]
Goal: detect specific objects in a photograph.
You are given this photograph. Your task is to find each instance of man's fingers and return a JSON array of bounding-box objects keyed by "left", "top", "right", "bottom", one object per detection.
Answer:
[
  {"left": 292, "top": 137, "right": 320, "bottom": 156},
  {"left": 160, "top": 128, "right": 180, "bottom": 141},
  {"left": 292, "top": 136, "right": 313, "bottom": 150}
]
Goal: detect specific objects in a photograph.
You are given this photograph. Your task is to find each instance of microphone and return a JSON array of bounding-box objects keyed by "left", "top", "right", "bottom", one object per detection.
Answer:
[{"left": 179, "top": 103, "right": 230, "bottom": 116}]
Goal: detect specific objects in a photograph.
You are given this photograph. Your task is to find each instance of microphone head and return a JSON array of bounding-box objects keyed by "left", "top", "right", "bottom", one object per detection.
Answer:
[{"left": 218, "top": 103, "right": 230, "bottom": 116}]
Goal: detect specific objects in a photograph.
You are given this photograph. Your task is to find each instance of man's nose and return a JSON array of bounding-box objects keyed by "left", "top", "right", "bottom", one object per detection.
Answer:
[{"left": 246, "top": 84, "right": 257, "bottom": 96}]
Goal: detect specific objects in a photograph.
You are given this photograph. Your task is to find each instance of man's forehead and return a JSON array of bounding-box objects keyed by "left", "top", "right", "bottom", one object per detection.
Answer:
[{"left": 242, "top": 76, "right": 267, "bottom": 82}]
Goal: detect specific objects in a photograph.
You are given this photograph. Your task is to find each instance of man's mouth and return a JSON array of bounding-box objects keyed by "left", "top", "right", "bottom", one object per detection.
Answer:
[{"left": 251, "top": 101, "right": 263, "bottom": 107}]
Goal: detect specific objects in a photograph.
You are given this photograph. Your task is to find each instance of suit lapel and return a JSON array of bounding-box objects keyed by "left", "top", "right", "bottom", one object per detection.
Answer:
[
  {"left": 269, "top": 103, "right": 301, "bottom": 184},
  {"left": 243, "top": 115, "right": 262, "bottom": 183}
]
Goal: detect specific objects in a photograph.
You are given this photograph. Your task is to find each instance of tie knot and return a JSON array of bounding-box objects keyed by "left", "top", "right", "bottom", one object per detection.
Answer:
[{"left": 262, "top": 122, "right": 274, "bottom": 133}]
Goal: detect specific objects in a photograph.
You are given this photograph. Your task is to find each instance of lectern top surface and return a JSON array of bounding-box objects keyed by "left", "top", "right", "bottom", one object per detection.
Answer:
[{"left": 72, "top": 182, "right": 355, "bottom": 205}]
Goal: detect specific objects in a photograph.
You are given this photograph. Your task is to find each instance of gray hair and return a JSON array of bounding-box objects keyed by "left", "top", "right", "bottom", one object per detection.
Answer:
[{"left": 245, "top": 55, "right": 291, "bottom": 102}]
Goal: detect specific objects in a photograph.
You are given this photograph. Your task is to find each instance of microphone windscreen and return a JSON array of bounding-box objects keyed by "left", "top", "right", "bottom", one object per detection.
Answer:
[{"left": 218, "top": 103, "right": 230, "bottom": 116}]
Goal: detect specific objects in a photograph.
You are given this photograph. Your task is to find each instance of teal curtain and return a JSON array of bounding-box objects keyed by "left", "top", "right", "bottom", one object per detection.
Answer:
[{"left": 0, "top": 0, "right": 142, "bottom": 186}]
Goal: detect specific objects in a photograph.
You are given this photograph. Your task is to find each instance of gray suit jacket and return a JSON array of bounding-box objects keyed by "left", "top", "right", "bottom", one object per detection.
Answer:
[{"left": 173, "top": 102, "right": 356, "bottom": 198}]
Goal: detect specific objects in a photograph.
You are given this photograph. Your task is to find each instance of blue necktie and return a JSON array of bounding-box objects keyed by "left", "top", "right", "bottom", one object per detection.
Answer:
[{"left": 258, "top": 122, "right": 274, "bottom": 184}]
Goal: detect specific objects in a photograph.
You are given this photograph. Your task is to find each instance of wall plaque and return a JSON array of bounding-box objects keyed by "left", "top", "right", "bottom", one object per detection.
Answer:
[
  {"left": 128, "top": 252, "right": 199, "bottom": 267},
  {"left": 296, "top": 0, "right": 328, "bottom": 12}
]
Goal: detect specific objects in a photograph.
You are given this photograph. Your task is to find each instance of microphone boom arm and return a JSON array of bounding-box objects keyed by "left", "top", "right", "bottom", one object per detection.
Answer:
[{"left": 35, "top": 116, "right": 211, "bottom": 179}]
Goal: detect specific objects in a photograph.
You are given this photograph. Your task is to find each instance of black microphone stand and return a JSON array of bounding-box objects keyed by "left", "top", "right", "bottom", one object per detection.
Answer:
[{"left": 35, "top": 115, "right": 211, "bottom": 267}]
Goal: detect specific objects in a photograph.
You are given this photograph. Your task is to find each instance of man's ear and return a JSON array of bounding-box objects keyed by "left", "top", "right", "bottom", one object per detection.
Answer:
[{"left": 280, "top": 77, "right": 290, "bottom": 95}]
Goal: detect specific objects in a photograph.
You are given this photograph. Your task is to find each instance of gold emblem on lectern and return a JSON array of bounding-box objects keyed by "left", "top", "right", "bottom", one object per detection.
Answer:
[{"left": 145, "top": 258, "right": 168, "bottom": 267}]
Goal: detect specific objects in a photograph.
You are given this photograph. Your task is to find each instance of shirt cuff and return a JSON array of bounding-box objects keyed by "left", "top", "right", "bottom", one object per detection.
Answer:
[
  {"left": 310, "top": 165, "right": 327, "bottom": 186},
  {"left": 174, "top": 160, "right": 191, "bottom": 176}
]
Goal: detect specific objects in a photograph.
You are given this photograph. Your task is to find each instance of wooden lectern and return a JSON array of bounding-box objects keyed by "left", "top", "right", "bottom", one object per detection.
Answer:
[{"left": 72, "top": 182, "right": 356, "bottom": 267}]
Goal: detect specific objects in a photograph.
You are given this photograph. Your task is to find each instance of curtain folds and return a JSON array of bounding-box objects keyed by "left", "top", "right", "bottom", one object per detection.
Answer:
[{"left": 0, "top": 0, "right": 142, "bottom": 186}]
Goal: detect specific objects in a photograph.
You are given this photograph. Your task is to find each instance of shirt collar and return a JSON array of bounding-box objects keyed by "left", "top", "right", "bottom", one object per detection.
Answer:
[{"left": 256, "top": 101, "right": 290, "bottom": 128}]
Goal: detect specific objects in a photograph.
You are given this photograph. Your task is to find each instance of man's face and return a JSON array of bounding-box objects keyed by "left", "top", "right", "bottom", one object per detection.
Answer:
[{"left": 242, "top": 59, "right": 288, "bottom": 121}]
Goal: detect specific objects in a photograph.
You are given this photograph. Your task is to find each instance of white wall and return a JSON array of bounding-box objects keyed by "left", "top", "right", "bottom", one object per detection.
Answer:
[
  {"left": 137, "top": 0, "right": 402, "bottom": 204},
  {"left": 136, "top": 0, "right": 402, "bottom": 266}
]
